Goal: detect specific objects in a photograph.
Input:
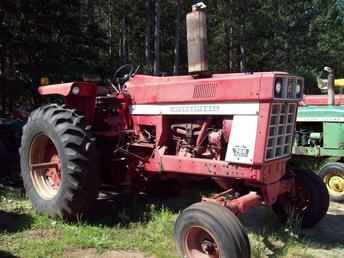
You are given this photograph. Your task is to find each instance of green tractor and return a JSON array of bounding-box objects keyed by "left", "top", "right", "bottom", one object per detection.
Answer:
[{"left": 293, "top": 67, "right": 344, "bottom": 202}]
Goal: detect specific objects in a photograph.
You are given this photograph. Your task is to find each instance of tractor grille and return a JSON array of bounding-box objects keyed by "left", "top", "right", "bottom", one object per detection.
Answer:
[
  {"left": 193, "top": 82, "right": 217, "bottom": 98},
  {"left": 266, "top": 103, "right": 297, "bottom": 160}
]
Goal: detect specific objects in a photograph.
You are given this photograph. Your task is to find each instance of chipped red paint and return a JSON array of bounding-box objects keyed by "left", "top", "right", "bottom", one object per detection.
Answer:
[{"left": 126, "top": 72, "right": 288, "bottom": 104}]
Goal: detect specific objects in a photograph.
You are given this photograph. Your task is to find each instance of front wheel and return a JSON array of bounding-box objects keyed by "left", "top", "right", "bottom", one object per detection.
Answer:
[
  {"left": 273, "top": 169, "right": 329, "bottom": 228},
  {"left": 319, "top": 162, "right": 344, "bottom": 202},
  {"left": 174, "top": 202, "right": 250, "bottom": 258},
  {"left": 20, "top": 104, "right": 99, "bottom": 218}
]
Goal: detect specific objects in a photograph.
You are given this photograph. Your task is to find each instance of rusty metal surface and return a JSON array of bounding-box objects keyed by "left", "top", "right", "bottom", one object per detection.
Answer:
[{"left": 186, "top": 10, "right": 208, "bottom": 74}]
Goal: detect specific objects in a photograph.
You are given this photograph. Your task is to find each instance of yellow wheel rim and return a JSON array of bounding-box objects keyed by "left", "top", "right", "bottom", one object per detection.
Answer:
[{"left": 324, "top": 172, "right": 344, "bottom": 196}]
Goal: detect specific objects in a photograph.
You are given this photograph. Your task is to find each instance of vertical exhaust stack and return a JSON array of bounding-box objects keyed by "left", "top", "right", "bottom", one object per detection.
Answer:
[
  {"left": 325, "top": 66, "right": 335, "bottom": 105},
  {"left": 186, "top": 2, "right": 209, "bottom": 77}
]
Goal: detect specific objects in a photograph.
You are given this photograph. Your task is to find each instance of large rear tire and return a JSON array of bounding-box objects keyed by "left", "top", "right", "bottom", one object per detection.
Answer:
[
  {"left": 273, "top": 169, "right": 329, "bottom": 228},
  {"left": 174, "top": 202, "right": 250, "bottom": 258},
  {"left": 20, "top": 104, "right": 99, "bottom": 218},
  {"left": 319, "top": 162, "right": 344, "bottom": 202}
]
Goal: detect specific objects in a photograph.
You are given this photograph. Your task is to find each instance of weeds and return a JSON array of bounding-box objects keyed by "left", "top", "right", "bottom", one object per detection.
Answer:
[{"left": 0, "top": 188, "right": 343, "bottom": 258}]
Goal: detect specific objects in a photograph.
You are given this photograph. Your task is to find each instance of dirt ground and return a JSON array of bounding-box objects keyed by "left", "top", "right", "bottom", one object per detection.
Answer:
[{"left": 63, "top": 249, "right": 153, "bottom": 258}]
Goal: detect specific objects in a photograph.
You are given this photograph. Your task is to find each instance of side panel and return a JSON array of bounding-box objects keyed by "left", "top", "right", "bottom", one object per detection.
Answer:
[
  {"left": 226, "top": 115, "right": 258, "bottom": 164},
  {"left": 144, "top": 152, "right": 288, "bottom": 184},
  {"left": 324, "top": 122, "right": 344, "bottom": 149}
]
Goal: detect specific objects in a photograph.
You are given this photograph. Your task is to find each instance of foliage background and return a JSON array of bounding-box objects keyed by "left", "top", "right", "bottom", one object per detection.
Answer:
[{"left": 1, "top": 0, "right": 344, "bottom": 111}]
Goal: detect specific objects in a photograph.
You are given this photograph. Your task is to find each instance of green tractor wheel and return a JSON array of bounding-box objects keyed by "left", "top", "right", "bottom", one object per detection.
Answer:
[{"left": 319, "top": 162, "right": 344, "bottom": 202}]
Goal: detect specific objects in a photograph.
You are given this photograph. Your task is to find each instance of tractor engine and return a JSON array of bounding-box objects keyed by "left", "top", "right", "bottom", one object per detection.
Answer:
[{"left": 170, "top": 118, "right": 231, "bottom": 160}]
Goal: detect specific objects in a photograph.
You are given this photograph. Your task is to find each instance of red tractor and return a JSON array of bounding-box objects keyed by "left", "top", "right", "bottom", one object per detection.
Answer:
[{"left": 19, "top": 6, "right": 329, "bottom": 258}]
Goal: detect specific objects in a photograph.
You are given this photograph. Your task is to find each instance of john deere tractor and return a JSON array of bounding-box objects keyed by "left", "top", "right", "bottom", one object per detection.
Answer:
[{"left": 293, "top": 67, "right": 344, "bottom": 202}]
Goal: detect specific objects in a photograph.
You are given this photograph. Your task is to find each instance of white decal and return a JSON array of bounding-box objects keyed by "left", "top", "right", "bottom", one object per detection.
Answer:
[
  {"left": 226, "top": 115, "right": 258, "bottom": 164},
  {"left": 130, "top": 103, "right": 259, "bottom": 116}
]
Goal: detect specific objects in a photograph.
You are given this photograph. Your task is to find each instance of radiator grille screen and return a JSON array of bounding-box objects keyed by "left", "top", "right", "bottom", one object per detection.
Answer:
[{"left": 266, "top": 103, "right": 297, "bottom": 160}]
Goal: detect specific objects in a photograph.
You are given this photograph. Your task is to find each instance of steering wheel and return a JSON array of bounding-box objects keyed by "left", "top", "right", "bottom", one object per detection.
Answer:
[{"left": 113, "top": 64, "right": 135, "bottom": 86}]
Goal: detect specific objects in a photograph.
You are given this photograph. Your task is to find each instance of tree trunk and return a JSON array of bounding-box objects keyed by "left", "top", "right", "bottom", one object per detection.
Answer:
[
  {"left": 173, "top": 0, "right": 181, "bottom": 75},
  {"left": 224, "top": 0, "right": 233, "bottom": 72},
  {"left": 121, "top": 16, "right": 129, "bottom": 64},
  {"left": 118, "top": 23, "right": 122, "bottom": 61},
  {"left": 153, "top": 0, "right": 160, "bottom": 75},
  {"left": 145, "top": 0, "right": 152, "bottom": 73},
  {"left": 239, "top": 11, "right": 246, "bottom": 72},
  {"left": 0, "top": 49, "right": 5, "bottom": 113},
  {"left": 79, "top": 0, "right": 88, "bottom": 32},
  {"left": 29, "top": 55, "right": 41, "bottom": 108},
  {"left": 240, "top": 43, "right": 246, "bottom": 73},
  {"left": 8, "top": 53, "right": 15, "bottom": 112},
  {"left": 87, "top": 0, "right": 95, "bottom": 24},
  {"left": 107, "top": 0, "right": 113, "bottom": 57}
]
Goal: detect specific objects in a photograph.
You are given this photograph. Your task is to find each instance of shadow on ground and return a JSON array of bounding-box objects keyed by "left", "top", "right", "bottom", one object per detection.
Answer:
[
  {"left": 0, "top": 250, "right": 18, "bottom": 258},
  {"left": 0, "top": 211, "right": 33, "bottom": 233},
  {"left": 86, "top": 180, "right": 215, "bottom": 227},
  {"left": 241, "top": 202, "right": 344, "bottom": 244},
  {"left": 86, "top": 190, "right": 198, "bottom": 227},
  {"left": 304, "top": 202, "right": 344, "bottom": 244},
  {"left": 88, "top": 184, "right": 344, "bottom": 247}
]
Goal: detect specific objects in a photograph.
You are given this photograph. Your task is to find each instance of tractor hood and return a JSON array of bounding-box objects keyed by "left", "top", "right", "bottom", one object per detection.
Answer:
[
  {"left": 301, "top": 94, "right": 344, "bottom": 106},
  {"left": 297, "top": 105, "right": 344, "bottom": 122}
]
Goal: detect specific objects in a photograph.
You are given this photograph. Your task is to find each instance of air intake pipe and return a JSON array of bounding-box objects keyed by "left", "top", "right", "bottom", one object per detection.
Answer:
[{"left": 186, "top": 2, "right": 209, "bottom": 76}]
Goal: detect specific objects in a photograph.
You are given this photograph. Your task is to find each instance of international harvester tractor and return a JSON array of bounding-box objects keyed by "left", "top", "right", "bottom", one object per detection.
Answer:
[{"left": 20, "top": 5, "right": 329, "bottom": 258}]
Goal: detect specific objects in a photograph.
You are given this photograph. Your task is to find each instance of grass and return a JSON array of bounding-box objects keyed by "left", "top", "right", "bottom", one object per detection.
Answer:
[
  {"left": 0, "top": 187, "right": 343, "bottom": 258},
  {"left": 0, "top": 189, "right": 179, "bottom": 258}
]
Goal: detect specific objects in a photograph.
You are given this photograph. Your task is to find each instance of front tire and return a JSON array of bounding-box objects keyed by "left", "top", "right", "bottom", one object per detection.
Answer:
[
  {"left": 273, "top": 169, "right": 329, "bottom": 228},
  {"left": 319, "top": 162, "right": 344, "bottom": 202},
  {"left": 20, "top": 104, "right": 99, "bottom": 218},
  {"left": 174, "top": 202, "right": 250, "bottom": 258}
]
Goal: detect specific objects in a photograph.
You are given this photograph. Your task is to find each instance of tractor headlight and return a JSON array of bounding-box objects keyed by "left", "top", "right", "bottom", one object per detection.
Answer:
[
  {"left": 72, "top": 86, "right": 80, "bottom": 95},
  {"left": 275, "top": 82, "right": 282, "bottom": 94},
  {"left": 296, "top": 79, "right": 303, "bottom": 98},
  {"left": 295, "top": 83, "right": 301, "bottom": 95},
  {"left": 274, "top": 78, "right": 283, "bottom": 98}
]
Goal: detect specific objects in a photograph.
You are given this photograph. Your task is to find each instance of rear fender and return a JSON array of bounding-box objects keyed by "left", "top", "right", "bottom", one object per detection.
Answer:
[{"left": 38, "top": 82, "right": 97, "bottom": 124}]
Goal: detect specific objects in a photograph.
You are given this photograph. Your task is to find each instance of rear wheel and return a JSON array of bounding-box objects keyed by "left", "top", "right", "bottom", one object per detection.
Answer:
[
  {"left": 273, "top": 169, "right": 329, "bottom": 228},
  {"left": 174, "top": 202, "right": 250, "bottom": 258},
  {"left": 319, "top": 162, "right": 344, "bottom": 202},
  {"left": 20, "top": 104, "right": 99, "bottom": 218}
]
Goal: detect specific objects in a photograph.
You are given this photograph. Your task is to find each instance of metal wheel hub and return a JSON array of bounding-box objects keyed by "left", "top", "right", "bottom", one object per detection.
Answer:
[
  {"left": 29, "top": 134, "right": 62, "bottom": 200},
  {"left": 46, "top": 154, "right": 61, "bottom": 189},
  {"left": 185, "top": 226, "right": 220, "bottom": 258},
  {"left": 200, "top": 240, "right": 216, "bottom": 255},
  {"left": 327, "top": 175, "right": 344, "bottom": 193}
]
